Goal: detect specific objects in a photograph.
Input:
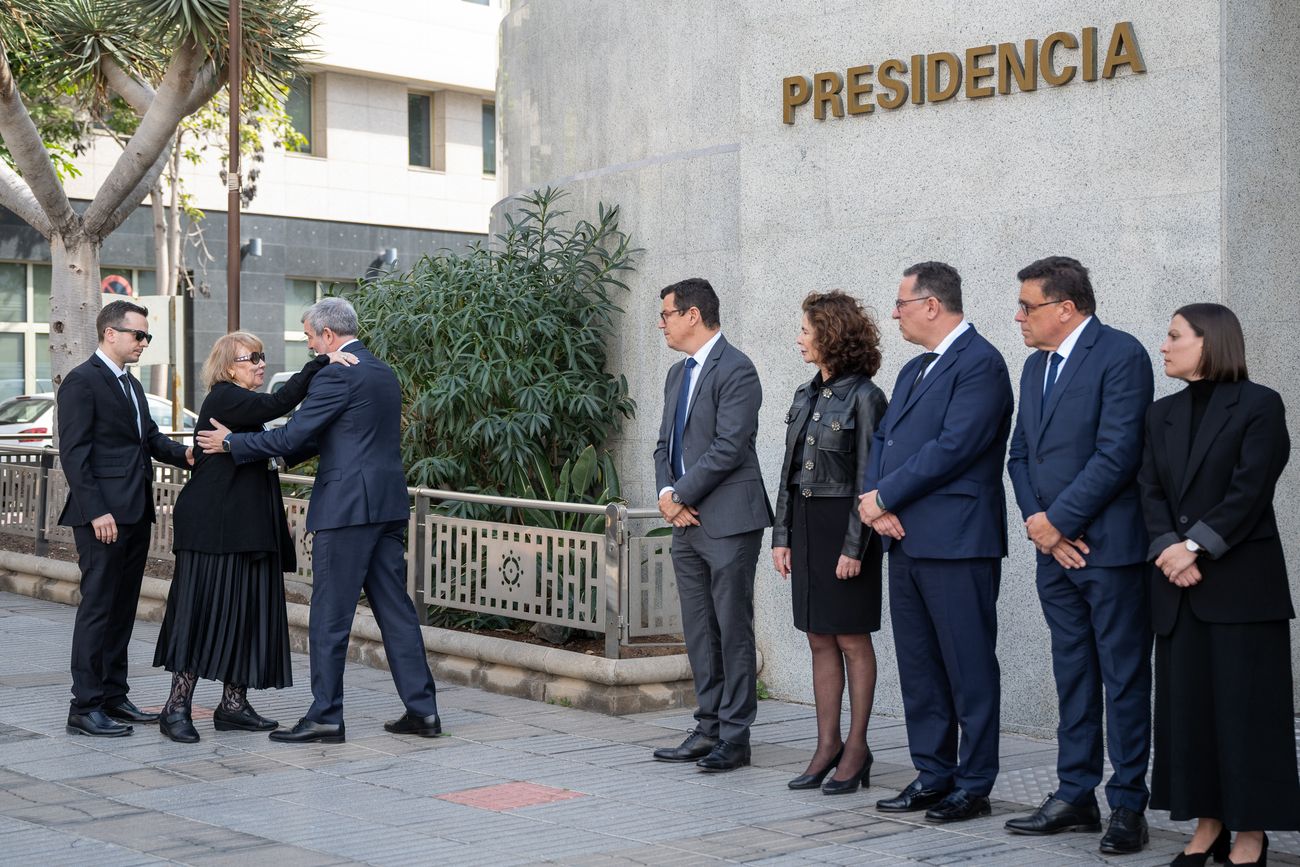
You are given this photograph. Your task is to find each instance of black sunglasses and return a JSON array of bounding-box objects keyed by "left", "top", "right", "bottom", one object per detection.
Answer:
[
  {"left": 109, "top": 326, "right": 152, "bottom": 343},
  {"left": 234, "top": 352, "right": 267, "bottom": 364}
]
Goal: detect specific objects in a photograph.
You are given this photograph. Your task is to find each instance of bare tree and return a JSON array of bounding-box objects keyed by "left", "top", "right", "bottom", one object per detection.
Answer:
[{"left": 0, "top": 0, "right": 313, "bottom": 387}]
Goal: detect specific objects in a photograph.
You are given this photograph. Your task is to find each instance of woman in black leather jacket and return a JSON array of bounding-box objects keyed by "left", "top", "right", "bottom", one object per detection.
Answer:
[{"left": 773, "top": 290, "right": 887, "bottom": 795}]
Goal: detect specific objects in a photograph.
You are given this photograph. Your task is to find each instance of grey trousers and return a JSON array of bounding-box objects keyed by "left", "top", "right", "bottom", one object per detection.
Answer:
[{"left": 671, "top": 526, "right": 762, "bottom": 745}]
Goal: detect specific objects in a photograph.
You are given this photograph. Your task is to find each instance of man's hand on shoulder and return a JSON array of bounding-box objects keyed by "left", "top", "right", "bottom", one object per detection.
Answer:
[{"left": 196, "top": 419, "right": 232, "bottom": 455}]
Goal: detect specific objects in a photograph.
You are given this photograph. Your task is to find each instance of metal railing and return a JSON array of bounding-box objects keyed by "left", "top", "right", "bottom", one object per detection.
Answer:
[{"left": 0, "top": 444, "right": 681, "bottom": 658}]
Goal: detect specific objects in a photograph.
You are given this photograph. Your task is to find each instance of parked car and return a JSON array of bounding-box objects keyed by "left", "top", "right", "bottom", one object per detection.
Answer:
[
  {"left": 0, "top": 392, "right": 197, "bottom": 448},
  {"left": 264, "top": 371, "right": 297, "bottom": 429}
]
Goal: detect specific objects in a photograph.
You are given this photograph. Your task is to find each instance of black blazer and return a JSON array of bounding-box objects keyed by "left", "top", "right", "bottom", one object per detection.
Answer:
[
  {"left": 57, "top": 354, "right": 191, "bottom": 527},
  {"left": 171, "top": 356, "right": 327, "bottom": 569},
  {"left": 1138, "top": 379, "right": 1294, "bottom": 634}
]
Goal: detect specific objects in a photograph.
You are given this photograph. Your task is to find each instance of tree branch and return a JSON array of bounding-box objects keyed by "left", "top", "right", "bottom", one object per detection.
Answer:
[
  {"left": 100, "top": 56, "right": 156, "bottom": 116},
  {"left": 0, "top": 45, "right": 77, "bottom": 235},
  {"left": 96, "top": 140, "right": 173, "bottom": 238},
  {"left": 0, "top": 160, "right": 51, "bottom": 237},
  {"left": 82, "top": 39, "right": 207, "bottom": 237},
  {"left": 183, "top": 61, "right": 223, "bottom": 115}
]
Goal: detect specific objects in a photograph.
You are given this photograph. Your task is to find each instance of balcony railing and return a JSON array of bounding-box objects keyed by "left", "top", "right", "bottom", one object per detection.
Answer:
[{"left": 0, "top": 442, "right": 681, "bottom": 659}]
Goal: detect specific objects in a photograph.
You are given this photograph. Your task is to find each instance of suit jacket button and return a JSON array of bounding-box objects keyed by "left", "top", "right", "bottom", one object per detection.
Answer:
[
  {"left": 1036, "top": 457, "right": 1044, "bottom": 464},
  {"left": 812, "top": 412, "right": 821, "bottom": 421},
  {"left": 801, "top": 488, "right": 812, "bottom": 498},
  {"left": 806, "top": 436, "right": 815, "bottom": 445},
  {"left": 886, "top": 439, "right": 893, "bottom": 446},
  {"left": 804, "top": 460, "right": 814, "bottom": 470},
  {"left": 822, "top": 387, "right": 833, "bottom": 398},
  {"left": 1179, "top": 515, "right": 1188, "bottom": 524}
]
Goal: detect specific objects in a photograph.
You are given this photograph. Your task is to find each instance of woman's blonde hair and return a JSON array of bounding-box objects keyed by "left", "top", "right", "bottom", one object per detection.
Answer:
[{"left": 202, "top": 331, "right": 264, "bottom": 389}]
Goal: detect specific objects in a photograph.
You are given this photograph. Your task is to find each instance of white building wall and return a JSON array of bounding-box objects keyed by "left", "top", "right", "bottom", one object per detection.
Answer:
[{"left": 63, "top": 0, "right": 502, "bottom": 234}]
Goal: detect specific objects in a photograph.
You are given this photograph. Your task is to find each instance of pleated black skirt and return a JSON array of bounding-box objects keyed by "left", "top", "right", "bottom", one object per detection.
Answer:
[
  {"left": 153, "top": 550, "right": 292, "bottom": 689},
  {"left": 790, "top": 492, "right": 882, "bottom": 634},
  {"left": 1151, "top": 593, "right": 1300, "bottom": 830}
]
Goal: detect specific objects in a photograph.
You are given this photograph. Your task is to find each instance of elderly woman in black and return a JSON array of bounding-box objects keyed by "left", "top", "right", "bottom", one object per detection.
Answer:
[
  {"left": 772, "top": 290, "right": 887, "bottom": 795},
  {"left": 1138, "top": 304, "right": 1300, "bottom": 866},
  {"left": 153, "top": 333, "right": 355, "bottom": 743}
]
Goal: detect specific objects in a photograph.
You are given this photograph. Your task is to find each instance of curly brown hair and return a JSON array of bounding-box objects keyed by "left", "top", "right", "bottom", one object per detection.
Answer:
[{"left": 802, "top": 291, "right": 882, "bottom": 378}]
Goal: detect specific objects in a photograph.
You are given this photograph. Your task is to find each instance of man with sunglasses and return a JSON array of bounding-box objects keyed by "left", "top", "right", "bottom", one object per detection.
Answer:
[{"left": 58, "top": 300, "right": 194, "bottom": 737}]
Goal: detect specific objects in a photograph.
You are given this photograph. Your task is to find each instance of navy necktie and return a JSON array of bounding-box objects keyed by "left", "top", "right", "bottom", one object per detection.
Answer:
[
  {"left": 906, "top": 352, "right": 939, "bottom": 401},
  {"left": 1041, "top": 351, "right": 1063, "bottom": 412},
  {"left": 671, "top": 357, "right": 698, "bottom": 477}
]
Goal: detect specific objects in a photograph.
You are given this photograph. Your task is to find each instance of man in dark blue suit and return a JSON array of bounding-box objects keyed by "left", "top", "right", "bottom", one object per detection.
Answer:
[
  {"left": 859, "top": 262, "right": 1013, "bottom": 823},
  {"left": 1004, "top": 257, "right": 1154, "bottom": 854},
  {"left": 198, "top": 298, "right": 439, "bottom": 743}
]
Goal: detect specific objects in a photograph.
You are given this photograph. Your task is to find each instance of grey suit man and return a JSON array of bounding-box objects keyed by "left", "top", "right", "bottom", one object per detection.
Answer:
[{"left": 651, "top": 277, "right": 773, "bottom": 772}]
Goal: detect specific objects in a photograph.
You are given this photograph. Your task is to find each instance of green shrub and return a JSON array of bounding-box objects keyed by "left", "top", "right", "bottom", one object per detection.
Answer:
[{"left": 345, "top": 187, "right": 638, "bottom": 507}]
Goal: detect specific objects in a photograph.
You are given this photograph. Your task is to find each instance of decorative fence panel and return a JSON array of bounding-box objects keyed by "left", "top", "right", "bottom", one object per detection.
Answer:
[{"left": 625, "top": 533, "right": 683, "bottom": 638}]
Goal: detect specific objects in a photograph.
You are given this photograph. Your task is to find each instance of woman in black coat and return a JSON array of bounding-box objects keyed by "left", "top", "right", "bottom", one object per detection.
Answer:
[
  {"left": 153, "top": 332, "right": 355, "bottom": 743},
  {"left": 1138, "top": 303, "right": 1299, "bottom": 866},
  {"left": 772, "top": 291, "right": 887, "bottom": 795}
]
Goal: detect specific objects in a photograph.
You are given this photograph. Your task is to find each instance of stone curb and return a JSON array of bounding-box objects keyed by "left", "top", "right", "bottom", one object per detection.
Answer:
[{"left": 0, "top": 549, "right": 723, "bottom": 715}]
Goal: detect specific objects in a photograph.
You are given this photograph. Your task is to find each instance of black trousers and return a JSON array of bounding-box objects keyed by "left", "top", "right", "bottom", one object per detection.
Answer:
[{"left": 69, "top": 521, "right": 152, "bottom": 714}]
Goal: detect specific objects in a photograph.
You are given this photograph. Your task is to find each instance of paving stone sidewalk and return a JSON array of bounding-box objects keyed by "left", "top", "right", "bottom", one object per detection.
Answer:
[{"left": 0, "top": 591, "right": 1296, "bottom": 866}]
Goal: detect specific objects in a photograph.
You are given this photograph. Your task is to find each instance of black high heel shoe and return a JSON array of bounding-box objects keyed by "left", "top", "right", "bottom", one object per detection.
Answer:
[
  {"left": 788, "top": 746, "right": 842, "bottom": 790},
  {"left": 821, "top": 749, "right": 873, "bottom": 795},
  {"left": 1227, "top": 833, "right": 1268, "bottom": 867},
  {"left": 1171, "top": 827, "right": 1231, "bottom": 866}
]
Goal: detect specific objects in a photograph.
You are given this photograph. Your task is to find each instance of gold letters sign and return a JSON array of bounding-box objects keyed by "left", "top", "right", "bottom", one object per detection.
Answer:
[{"left": 783, "top": 22, "right": 1145, "bottom": 124}]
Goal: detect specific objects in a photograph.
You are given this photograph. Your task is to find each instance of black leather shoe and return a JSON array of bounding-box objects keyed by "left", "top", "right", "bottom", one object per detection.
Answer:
[
  {"left": 213, "top": 704, "right": 279, "bottom": 732},
  {"left": 821, "top": 750, "right": 873, "bottom": 795},
  {"left": 268, "top": 718, "right": 345, "bottom": 744},
  {"left": 696, "top": 740, "right": 751, "bottom": 772},
  {"left": 158, "top": 711, "right": 200, "bottom": 744},
  {"left": 876, "top": 779, "right": 950, "bottom": 812},
  {"left": 653, "top": 730, "right": 718, "bottom": 762},
  {"left": 1172, "top": 827, "right": 1231, "bottom": 866},
  {"left": 1099, "top": 807, "right": 1149, "bottom": 854},
  {"left": 788, "top": 746, "right": 842, "bottom": 790},
  {"left": 925, "top": 788, "right": 992, "bottom": 823},
  {"left": 66, "top": 710, "right": 132, "bottom": 738},
  {"left": 383, "top": 711, "right": 442, "bottom": 737},
  {"left": 1005, "top": 794, "right": 1101, "bottom": 835},
  {"left": 104, "top": 699, "right": 159, "bottom": 724}
]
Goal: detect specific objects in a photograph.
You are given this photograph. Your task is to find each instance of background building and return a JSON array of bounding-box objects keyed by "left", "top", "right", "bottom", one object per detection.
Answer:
[
  {"left": 495, "top": 1, "right": 1300, "bottom": 731},
  {"left": 0, "top": 0, "right": 503, "bottom": 404}
]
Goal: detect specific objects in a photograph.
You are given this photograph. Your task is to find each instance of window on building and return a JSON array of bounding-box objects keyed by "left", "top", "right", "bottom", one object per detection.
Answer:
[
  {"left": 408, "top": 93, "right": 433, "bottom": 168},
  {"left": 482, "top": 102, "right": 496, "bottom": 176},
  {"left": 99, "top": 266, "right": 156, "bottom": 297},
  {"left": 0, "top": 261, "right": 54, "bottom": 399},
  {"left": 284, "top": 278, "right": 326, "bottom": 368},
  {"left": 286, "top": 75, "right": 314, "bottom": 154}
]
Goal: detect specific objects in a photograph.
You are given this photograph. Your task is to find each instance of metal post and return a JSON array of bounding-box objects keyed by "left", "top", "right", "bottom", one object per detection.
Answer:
[
  {"left": 412, "top": 494, "right": 430, "bottom": 626},
  {"left": 226, "top": 0, "right": 242, "bottom": 332},
  {"left": 602, "top": 503, "right": 624, "bottom": 659},
  {"left": 33, "top": 450, "right": 52, "bottom": 557}
]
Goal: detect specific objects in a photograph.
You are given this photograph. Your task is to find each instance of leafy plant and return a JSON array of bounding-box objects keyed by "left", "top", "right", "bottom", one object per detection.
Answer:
[
  {"left": 522, "top": 445, "right": 621, "bottom": 534},
  {"left": 345, "top": 187, "right": 638, "bottom": 508}
]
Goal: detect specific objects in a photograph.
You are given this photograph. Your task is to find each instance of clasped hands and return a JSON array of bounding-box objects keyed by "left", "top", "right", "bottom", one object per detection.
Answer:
[
  {"left": 1155, "top": 541, "right": 1202, "bottom": 587},
  {"left": 658, "top": 490, "right": 699, "bottom": 528},
  {"left": 1025, "top": 512, "right": 1090, "bottom": 569},
  {"left": 857, "top": 489, "right": 904, "bottom": 539}
]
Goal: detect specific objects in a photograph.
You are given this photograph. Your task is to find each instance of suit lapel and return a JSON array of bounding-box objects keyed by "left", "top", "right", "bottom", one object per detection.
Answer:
[
  {"left": 894, "top": 327, "right": 972, "bottom": 422},
  {"left": 661, "top": 360, "right": 686, "bottom": 438},
  {"left": 1022, "top": 351, "right": 1045, "bottom": 438},
  {"left": 1037, "top": 319, "right": 1100, "bottom": 442},
  {"left": 1179, "top": 381, "right": 1240, "bottom": 499},
  {"left": 684, "top": 334, "right": 728, "bottom": 419},
  {"left": 93, "top": 356, "right": 139, "bottom": 426},
  {"left": 1163, "top": 389, "right": 1192, "bottom": 498}
]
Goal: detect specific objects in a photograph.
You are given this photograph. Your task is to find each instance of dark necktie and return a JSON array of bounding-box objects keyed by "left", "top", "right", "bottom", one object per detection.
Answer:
[
  {"left": 1041, "top": 351, "right": 1063, "bottom": 412},
  {"left": 670, "top": 357, "right": 698, "bottom": 477},
  {"left": 907, "top": 352, "right": 939, "bottom": 401},
  {"left": 119, "top": 373, "right": 142, "bottom": 438}
]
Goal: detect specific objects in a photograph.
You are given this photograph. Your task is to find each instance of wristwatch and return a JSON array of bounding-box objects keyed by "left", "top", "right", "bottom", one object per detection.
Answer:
[
  {"left": 1184, "top": 538, "right": 1201, "bottom": 554},
  {"left": 875, "top": 492, "right": 886, "bottom": 511},
  {"left": 670, "top": 491, "right": 682, "bottom": 505},
  {"left": 221, "top": 433, "right": 232, "bottom": 453}
]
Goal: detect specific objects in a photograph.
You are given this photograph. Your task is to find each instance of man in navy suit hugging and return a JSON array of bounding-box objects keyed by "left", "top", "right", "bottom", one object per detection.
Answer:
[
  {"left": 858, "top": 262, "right": 1013, "bottom": 823},
  {"left": 1003, "top": 257, "right": 1155, "bottom": 854}
]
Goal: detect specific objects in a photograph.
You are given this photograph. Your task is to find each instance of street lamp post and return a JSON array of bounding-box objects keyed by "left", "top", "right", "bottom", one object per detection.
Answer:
[{"left": 226, "top": 0, "right": 242, "bottom": 332}]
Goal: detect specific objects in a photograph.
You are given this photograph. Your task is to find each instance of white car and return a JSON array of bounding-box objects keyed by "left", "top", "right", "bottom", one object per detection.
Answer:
[
  {"left": 264, "top": 372, "right": 297, "bottom": 429},
  {"left": 0, "top": 392, "right": 198, "bottom": 448}
]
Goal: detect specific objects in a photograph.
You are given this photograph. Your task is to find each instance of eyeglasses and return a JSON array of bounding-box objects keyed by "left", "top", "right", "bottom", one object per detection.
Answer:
[
  {"left": 1017, "top": 299, "right": 1065, "bottom": 317},
  {"left": 234, "top": 352, "right": 267, "bottom": 364},
  {"left": 658, "top": 308, "right": 688, "bottom": 324},
  {"left": 893, "top": 295, "right": 932, "bottom": 310},
  {"left": 109, "top": 326, "right": 152, "bottom": 343}
]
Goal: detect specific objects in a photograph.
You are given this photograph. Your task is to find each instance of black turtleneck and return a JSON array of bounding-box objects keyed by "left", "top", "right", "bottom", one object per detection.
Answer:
[{"left": 1187, "top": 378, "right": 1218, "bottom": 443}]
